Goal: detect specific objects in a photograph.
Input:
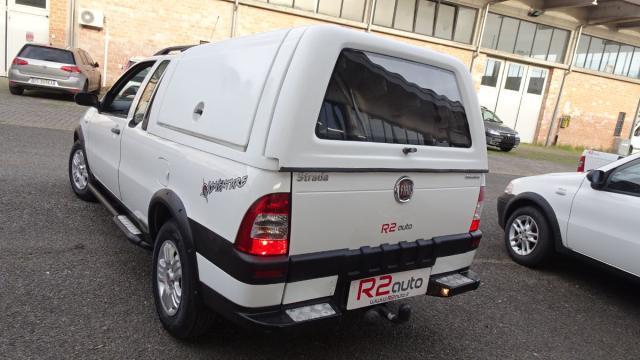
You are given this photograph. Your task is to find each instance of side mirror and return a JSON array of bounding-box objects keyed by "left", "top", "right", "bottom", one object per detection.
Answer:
[
  {"left": 586, "top": 170, "right": 606, "bottom": 190},
  {"left": 75, "top": 92, "right": 101, "bottom": 110},
  {"left": 93, "top": 62, "right": 100, "bottom": 68}
]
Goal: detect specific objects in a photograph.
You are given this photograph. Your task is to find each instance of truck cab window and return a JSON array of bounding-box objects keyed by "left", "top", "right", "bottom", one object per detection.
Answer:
[{"left": 102, "top": 62, "right": 154, "bottom": 117}]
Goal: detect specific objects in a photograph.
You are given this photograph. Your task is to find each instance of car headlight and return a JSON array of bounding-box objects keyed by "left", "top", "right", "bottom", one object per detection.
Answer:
[
  {"left": 486, "top": 129, "right": 500, "bottom": 136},
  {"left": 504, "top": 181, "right": 514, "bottom": 194},
  {"left": 514, "top": 132, "right": 520, "bottom": 139}
]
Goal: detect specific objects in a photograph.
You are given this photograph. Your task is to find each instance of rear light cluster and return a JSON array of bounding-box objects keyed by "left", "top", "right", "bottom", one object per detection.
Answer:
[
  {"left": 469, "top": 186, "right": 485, "bottom": 233},
  {"left": 12, "top": 57, "right": 28, "bottom": 66},
  {"left": 60, "top": 65, "right": 81, "bottom": 73},
  {"left": 577, "top": 155, "right": 586, "bottom": 172},
  {"left": 235, "top": 193, "right": 290, "bottom": 256}
]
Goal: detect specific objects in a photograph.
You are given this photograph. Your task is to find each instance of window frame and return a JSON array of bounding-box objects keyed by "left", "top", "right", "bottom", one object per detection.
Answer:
[
  {"left": 602, "top": 158, "right": 640, "bottom": 198},
  {"left": 482, "top": 12, "right": 569, "bottom": 64},
  {"left": 258, "top": 0, "right": 367, "bottom": 22},
  {"left": 573, "top": 34, "right": 640, "bottom": 80},
  {"left": 373, "top": 0, "right": 478, "bottom": 45}
]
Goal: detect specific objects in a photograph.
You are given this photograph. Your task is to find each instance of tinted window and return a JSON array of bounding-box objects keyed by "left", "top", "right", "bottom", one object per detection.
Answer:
[
  {"left": 481, "top": 13, "right": 502, "bottom": 49},
  {"left": 315, "top": 49, "right": 471, "bottom": 148},
  {"left": 19, "top": 45, "right": 75, "bottom": 64},
  {"left": 504, "top": 63, "right": 524, "bottom": 91},
  {"left": 496, "top": 17, "right": 519, "bottom": 53},
  {"left": 481, "top": 59, "right": 501, "bottom": 87},
  {"left": 434, "top": 3, "right": 455, "bottom": 40},
  {"left": 547, "top": 29, "right": 569, "bottom": 62},
  {"left": 16, "top": 0, "right": 46, "bottom": 8},
  {"left": 514, "top": 21, "right": 536, "bottom": 57},
  {"left": 415, "top": 0, "right": 436, "bottom": 36},
  {"left": 103, "top": 62, "right": 154, "bottom": 117},
  {"left": 531, "top": 25, "right": 553, "bottom": 60},
  {"left": 527, "top": 68, "right": 546, "bottom": 95},
  {"left": 607, "top": 160, "right": 640, "bottom": 196}
]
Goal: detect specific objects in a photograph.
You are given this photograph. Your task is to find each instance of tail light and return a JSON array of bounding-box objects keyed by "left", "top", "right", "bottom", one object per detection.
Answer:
[
  {"left": 61, "top": 65, "right": 81, "bottom": 73},
  {"left": 577, "top": 155, "right": 586, "bottom": 172},
  {"left": 469, "top": 186, "right": 485, "bottom": 233},
  {"left": 12, "top": 57, "right": 28, "bottom": 66},
  {"left": 235, "top": 193, "right": 290, "bottom": 256}
]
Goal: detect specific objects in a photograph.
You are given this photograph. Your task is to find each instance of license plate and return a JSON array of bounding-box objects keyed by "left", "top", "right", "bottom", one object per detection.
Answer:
[
  {"left": 30, "top": 78, "right": 57, "bottom": 87},
  {"left": 346, "top": 268, "right": 431, "bottom": 310}
]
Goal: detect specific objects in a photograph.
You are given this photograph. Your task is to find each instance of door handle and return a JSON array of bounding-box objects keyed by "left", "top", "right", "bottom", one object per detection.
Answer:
[{"left": 111, "top": 127, "right": 121, "bottom": 135}]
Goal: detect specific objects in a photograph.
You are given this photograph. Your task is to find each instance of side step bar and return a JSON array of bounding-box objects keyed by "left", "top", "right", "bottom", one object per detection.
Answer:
[{"left": 88, "top": 184, "right": 153, "bottom": 251}]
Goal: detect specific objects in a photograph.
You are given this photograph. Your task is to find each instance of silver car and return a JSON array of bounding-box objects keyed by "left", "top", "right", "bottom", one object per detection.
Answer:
[{"left": 8, "top": 44, "right": 101, "bottom": 96}]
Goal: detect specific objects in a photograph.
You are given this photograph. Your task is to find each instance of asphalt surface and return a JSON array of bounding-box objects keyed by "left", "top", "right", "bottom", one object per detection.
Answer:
[{"left": 2, "top": 81, "right": 640, "bottom": 359}]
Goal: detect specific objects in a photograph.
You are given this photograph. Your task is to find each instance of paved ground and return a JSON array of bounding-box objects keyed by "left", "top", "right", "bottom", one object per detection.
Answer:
[{"left": 1, "top": 79, "right": 639, "bottom": 360}]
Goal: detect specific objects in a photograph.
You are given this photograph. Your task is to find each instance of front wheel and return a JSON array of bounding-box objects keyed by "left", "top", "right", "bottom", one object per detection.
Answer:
[
  {"left": 504, "top": 206, "right": 554, "bottom": 267},
  {"left": 152, "top": 220, "right": 215, "bottom": 338},
  {"left": 500, "top": 146, "right": 513, "bottom": 152},
  {"left": 68, "top": 141, "right": 96, "bottom": 202}
]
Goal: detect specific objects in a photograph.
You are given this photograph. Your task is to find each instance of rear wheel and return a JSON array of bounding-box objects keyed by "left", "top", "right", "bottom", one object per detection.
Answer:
[
  {"left": 68, "top": 141, "right": 96, "bottom": 202},
  {"left": 9, "top": 86, "right": 23, "bottom": 95},
  {"left": 504, "top": 206, "right": 554, "bottom": 267},
  {"left": 152, "top": 220, "right": 215, "bottom": 338}
]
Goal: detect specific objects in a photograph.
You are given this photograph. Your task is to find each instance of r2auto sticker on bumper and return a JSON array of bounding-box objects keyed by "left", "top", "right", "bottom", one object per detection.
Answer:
[{"left": 346, "top": 268, "right": 431, "bottom": 310}]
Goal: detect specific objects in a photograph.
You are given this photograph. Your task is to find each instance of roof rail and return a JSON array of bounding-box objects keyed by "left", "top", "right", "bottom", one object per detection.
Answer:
[{"left": 153, "top": 45, "right": 196, "bottom": 56}]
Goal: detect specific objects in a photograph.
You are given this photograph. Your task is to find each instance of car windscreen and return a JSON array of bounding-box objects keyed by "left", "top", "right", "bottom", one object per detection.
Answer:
[
  {"left": 315, "top": 49, "right": 472, "bottom": 148},
  {"left": 18, "top": 45, "right": 75, "bottom": 65}
]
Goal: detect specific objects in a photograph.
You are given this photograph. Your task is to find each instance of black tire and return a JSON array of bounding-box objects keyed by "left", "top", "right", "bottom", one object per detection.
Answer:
[
  {"left": 152, "top": 220, "right": 215, "bottom": 338},
  {"left": 500, "top": 146, "right": 513, "bottom": 152},
  {"left": 504, "top": 206, "right": 554, "bottom": 267},
  {"left": 9, "top": 86, "right": 23, "bottom": 95},
  {"left": 68, "top": 141, "right": 96, "bottom": 202}
]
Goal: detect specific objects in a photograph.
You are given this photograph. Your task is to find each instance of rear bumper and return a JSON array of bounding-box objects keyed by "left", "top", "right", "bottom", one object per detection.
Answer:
[
  {"left": 200, "top": 269, "right": 480, "bottom": 332},
  {"left": 8, "top": 67, "right": 85, "bottom": 93},
  {"left": 192, "top": 220, "right": 482, "bottom": 331}
]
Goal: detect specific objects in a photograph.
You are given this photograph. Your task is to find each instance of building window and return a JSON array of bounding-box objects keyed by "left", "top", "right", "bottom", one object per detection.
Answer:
[
  {"left": 573, "top": 34, "right": 640, "bottom": 79},
  {"left": 481, "top": 59, "right": 501, "bottom": 87},
  {"left": 257, "top": 0, "right": 367, "bottom": 22},
  {"left": 16, "top": 0, "right": 46, "bottom": 8},
  {"left": 481, "top": 13, "right": 569, "bottom": 64},
  {"left": 373, "top": 0, "right": 477, "bottom": 44}
]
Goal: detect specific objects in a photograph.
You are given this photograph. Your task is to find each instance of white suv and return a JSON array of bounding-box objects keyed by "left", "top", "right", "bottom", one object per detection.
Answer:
[{"left": 68, "top": 25, "right": 488, "bottom": 337}]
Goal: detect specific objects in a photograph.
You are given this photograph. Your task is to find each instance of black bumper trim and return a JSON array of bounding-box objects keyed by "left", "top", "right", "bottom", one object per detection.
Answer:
[
  {"left": 497, "top": 193, "right": 515, "bottom": 228},
  {"left": 191, "top": 217, "right": 481, "bottom": 286}
]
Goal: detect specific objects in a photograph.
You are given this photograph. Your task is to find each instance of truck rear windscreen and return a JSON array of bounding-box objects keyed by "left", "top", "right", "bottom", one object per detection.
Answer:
[{"left": 315, "top": 49, "right": 471, "bottom": 148}]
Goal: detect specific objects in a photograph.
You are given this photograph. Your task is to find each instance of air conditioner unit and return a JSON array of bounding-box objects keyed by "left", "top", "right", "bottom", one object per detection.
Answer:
[{"left": 78, "top": 9, "right": 104, "bottom": 29}]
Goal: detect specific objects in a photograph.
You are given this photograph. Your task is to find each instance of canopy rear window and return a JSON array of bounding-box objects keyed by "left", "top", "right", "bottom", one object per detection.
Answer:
[
  {"left": 315, "top": 49, "right": 471, "bottom": 148},
  {"left": 19, "top": 45, "right": 75, "bottom": 64}
]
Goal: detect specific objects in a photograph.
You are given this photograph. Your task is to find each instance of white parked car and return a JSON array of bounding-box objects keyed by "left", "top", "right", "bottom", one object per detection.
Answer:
[
  {"left": 498, "top": 152, "right": 640, "bottom": 277},
  {"left": 69, "top": 25, "right": 487, "bottom": 337}
]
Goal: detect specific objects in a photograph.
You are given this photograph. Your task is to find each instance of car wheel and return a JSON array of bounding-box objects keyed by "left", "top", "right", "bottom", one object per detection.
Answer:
[
  {"left": 504, "top": 206, "right": 554, "bottom": 267},
  {"left": 68, "top": 141, "right": 96, "bottom": 202},
  {"left": 500, "top": 146, "right": 513, "bottom": 152},
  {"left": 9, "top": 86, "right": 23, "bottom": 95},
  {"left": 82, "top": 81, "right": 88, "bottom": 93},
  {"left": 152, "top": 220, "right": 215, "bottom": 338}
]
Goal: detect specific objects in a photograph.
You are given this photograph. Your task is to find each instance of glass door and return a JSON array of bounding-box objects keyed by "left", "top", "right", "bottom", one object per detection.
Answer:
[{"left": 495, "top": 62, "right": 526, "bottom": 129}]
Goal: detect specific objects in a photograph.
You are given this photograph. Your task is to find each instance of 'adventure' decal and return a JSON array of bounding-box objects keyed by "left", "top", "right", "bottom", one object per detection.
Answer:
[{"left": 200, "top": 176, "right": 248, "bottom": 202}]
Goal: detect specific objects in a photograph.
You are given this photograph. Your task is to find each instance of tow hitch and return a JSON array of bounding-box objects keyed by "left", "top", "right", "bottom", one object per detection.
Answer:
[{"left": 364, "top": 303, "right": 412, "bottom": 324}]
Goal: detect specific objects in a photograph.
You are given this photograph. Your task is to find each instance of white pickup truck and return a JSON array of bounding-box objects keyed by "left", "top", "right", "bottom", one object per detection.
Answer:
[
  {"left": 68, "top": 25, "right": 487, "bottom": 337},
  {"left": 577, "top": 125, "right": 640, "bottom": 172}
]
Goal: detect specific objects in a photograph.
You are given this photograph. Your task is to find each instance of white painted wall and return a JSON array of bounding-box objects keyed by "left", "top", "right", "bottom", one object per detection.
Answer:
[{"left": 2, "top": 0, "right": 49, "bottom": 77}]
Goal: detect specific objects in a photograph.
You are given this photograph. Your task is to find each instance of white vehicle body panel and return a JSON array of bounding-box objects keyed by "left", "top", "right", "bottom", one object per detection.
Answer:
[{"left": 506, "top": 152, "right": 640, "bottom": 277}]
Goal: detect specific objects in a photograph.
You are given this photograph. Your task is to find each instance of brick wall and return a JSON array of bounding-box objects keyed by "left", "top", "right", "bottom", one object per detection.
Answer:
[
  {"left": 47, "top": 0, "right": 640, "bottom": 151},
  {"left": 49, "top": 0, "right": 68, "bottom": 48},
  {"left": 538, "top": 71, "right": 640, "bottom": 151}
]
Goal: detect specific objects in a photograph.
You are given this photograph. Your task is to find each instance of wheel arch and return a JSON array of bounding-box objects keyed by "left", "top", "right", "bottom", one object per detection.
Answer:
[
  {"left": 503, "top": 192, "right": 565, "bottom": 252},
  {"left": 73, "top": 125, "right": 85, "bottom": 145},
  {"left": 148, "top": 189, "right": 195, "bottom": 251}
]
